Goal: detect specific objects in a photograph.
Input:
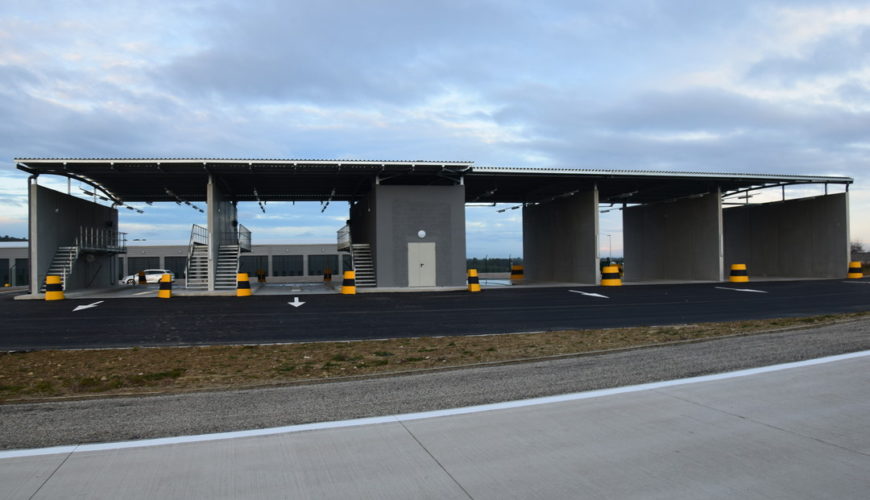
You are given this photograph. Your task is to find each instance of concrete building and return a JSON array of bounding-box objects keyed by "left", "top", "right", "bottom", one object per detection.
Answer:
[
  {"left": 13, "top": 158, "right": 854, "bottom": 294},
  {"left": 0, "top": 243, "right": 350, "bottom": 287}
]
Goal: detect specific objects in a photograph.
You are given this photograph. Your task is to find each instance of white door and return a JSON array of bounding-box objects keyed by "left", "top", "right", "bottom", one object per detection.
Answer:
[{"left": 408, "top": 242, "right": 436, "bottom": 287}]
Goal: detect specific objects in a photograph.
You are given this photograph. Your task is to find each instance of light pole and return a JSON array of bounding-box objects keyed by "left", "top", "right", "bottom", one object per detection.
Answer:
[{"left": 607, "top": 234, "right": 612, "bottom": 264}]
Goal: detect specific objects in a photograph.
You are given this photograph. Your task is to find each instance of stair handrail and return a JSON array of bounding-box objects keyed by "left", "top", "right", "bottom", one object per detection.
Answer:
[
  {"left": 337, "top": 224, "right": 351, "bottom": 251},
  {"left": 63, "top": 246, "right": 78, "bottom": 290},
  {"left": 234, "top": 243, "right": 241, "bottom": 277},
  {"left": 190, "top": 224, "right": 208, "bottom": 246},
  {"left": 75, "top": 226, "right": 127, "bottom": 253},
  {"left": 185, "top": 224, "right": 208, "bottom": 289},
  {"left": 237, "top": 224, "right": 251, "bottom": 252}
]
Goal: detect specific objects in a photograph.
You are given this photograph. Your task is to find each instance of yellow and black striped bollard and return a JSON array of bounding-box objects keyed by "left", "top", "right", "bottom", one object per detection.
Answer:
[
  {"left": 157, "top": 273, "right": 172, "bottom": 299},
  {"left": 237, "top": 273, "right": 252, "bottom": 297},
  {"left": 256, "top": 269, "right": 266, "bottom": 283},
  {"left": 138, "top": 270, "right": 146, "bottom": 285},
  {"left": 45, "top": 275, "right": 64, "bottom": 301},
  {"left": 847, "top": 261, "right": 863, "bottom": 279},
  {"left": 601, "top": 265, "right": 622, "bottom": 286},
  {"left": 510, "top": 265, "right": 524, "bottom": 284},
  {"left": 729, "top": 264, "right": 749, "bottom": 283},
  {"left": 467, "top": 269, "right": 481, "bottom": 293},
  {"left": 323, "top": 268, "right": 332, "bottom": 283},
  {"left": 341, "top": 270, "right": 356, "bottom": 295}
]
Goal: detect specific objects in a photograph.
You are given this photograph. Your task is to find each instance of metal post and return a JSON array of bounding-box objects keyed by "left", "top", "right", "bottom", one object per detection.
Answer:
[{"left": 607, "top": 234, "right": 612, "bottom": 264}]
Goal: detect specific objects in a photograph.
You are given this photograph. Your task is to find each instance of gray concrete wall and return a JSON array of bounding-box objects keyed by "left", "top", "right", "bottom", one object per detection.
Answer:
[
  {"left": 522, "top": 189, "right": 600, "bottom": 284},
  {"left": 623, "top": 190, "right": 723, "bottom": 282},
  {"left": 29, "top": 184, "right": 119, "bottom": 292},
  {"left": 373, "top": 185, "right": 466, "bottom": 287},
  {"left": 723, "top": 193, "right": 849, "bottom": 278}
]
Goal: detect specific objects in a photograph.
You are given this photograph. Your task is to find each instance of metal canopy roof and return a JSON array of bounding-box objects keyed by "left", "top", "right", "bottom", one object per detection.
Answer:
[{"left": 15, "top": 158, "right": 853, "bottom": 206}]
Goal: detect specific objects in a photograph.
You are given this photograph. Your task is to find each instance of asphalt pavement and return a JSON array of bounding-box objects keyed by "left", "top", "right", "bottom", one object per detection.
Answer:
[{"left": 2, "top": 279, "right": 869, "bottom": 350}]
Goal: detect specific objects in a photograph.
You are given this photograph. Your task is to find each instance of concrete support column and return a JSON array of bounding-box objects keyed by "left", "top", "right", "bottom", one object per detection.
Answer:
[
  {"left": 206, "top": 175, "right": 237, "bottom": 291},
  {"left": 623, "top": 189, "right": 723, "bottom": 282},
  {"left": 522, "top": 188, "right": 600, "bottom": 284},
  {"left": 723, "top": 193, "right": 848, "bottom": 278},
  {"left": 28, "top": 180, "right": 39, "bottom": 294}
]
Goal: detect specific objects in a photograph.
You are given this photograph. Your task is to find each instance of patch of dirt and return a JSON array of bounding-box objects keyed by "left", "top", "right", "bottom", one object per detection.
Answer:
[{"left": 1, "top": 312, "right": 865, "bottom": 403}]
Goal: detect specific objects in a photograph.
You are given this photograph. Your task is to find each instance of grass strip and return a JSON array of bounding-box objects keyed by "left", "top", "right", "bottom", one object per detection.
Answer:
[{"left": 1, "top": 312, "right": 867, "bottom": 403}]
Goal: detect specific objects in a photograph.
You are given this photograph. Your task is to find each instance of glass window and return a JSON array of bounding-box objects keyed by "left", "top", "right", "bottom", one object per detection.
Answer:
[
  {"left": 128, "top": 257, "right": 160, "bottom": 275},
  {"left": 164, "top": 256, "right": 187, "bottom": 279},
  {"left": 0, "top": 259, "right": 8, "bottom": 286},
  {"left": 14, "top": 258, "right": 28, "bottom": 286},
  {"left": 308, "top": 254, "right": 339, "bottom": 276},
  {"left": 272, "top": 255, "right": 303, "bottom": 276},
  {"left": 240, "top": 255, "right": 268, "bottom": 276}
]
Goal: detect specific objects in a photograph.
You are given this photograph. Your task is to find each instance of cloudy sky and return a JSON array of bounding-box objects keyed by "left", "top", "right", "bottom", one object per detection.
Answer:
[{"left": 1, "top": 0, "right": 868, "bottom": 256}]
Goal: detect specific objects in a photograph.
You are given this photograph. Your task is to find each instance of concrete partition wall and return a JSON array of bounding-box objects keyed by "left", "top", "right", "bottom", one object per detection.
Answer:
[
  {"left": 372, "top": 185, "right": 466, "bottom": 287},
  {"left": 623, "top": 190, "right": 723, "bottom": 282},
  {"left": 723, "top": 193, "right": 848, "bottom": 278},
  {"left": 349, "top": 195, "right": 376, "bottom": 246},
  {"left": 522, "top": 189, "right": 600, "bottom": 284},
  {"left": 29, "top": 184, "right": 119, "bottom": 292},
  {"left": 206, "top": 176, "right": 237, "bottom": 290}
]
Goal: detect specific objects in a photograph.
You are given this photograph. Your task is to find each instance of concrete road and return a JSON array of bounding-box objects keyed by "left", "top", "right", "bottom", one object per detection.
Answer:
[
  {"left": 2, "top": 351, "right": 868, "bottom": 499},
  {"left": 2, "top": 279, "right": 869, "bottom": 350}
]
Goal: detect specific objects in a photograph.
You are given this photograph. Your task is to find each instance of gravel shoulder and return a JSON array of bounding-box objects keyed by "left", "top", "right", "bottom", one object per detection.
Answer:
[{"left": 2, "top": 318, "right": 868, "bottom": 450}]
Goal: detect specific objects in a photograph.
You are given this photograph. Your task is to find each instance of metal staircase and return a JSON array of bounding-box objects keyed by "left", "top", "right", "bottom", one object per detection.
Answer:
[
  {"left": 351, "top": 243, "right": 376, "bottom": 287},
  {"left": 186, "top": 244, "right": 209, "bottom": 290},
  {"left": 215, "top": 244, "right": 240, "bottom": 290},
  {"left": 183, "top": 224, "right": 246, "bottom": 290},
  {"left": 40, "top": 246, "right": 79, "bottom": 291}
]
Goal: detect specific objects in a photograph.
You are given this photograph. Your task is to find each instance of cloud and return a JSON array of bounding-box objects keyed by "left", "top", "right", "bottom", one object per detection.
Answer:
[{"left": 0, "top": 0, "right": 869, "bottom": 251}]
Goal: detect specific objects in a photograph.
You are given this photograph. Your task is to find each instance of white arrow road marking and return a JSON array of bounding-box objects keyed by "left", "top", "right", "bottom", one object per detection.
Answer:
[
  {"left": 714, "top": 286, "right": 768, "bottom": 294},
  {"left": 569, "top": 290, "right": 610, "bottom": 299},
  {"left": 288, "top": 296, "right": 306, "bottom": 308},
  {"left": 73, "top": 301, "right": 104, "bottom": 312}
]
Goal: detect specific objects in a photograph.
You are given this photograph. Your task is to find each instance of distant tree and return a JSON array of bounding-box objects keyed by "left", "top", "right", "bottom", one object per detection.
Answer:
[{"left": 851, "top": 241, "right": 865, "bottom": 254}]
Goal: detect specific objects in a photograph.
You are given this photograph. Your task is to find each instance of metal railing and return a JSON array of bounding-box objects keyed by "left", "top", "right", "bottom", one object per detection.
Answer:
[
  {"left": 218, "top": 224, "right": 252, "bottom": 252},
  {"left": 185, "top": 224, "right": 209, "bottom": 289},
  {"left": 238, "top": 224, "right": 251, "bottom": 252},
  {"left": 337, "top": 224, "right": 351, "bottom": 251},
  {"left": 190, "top": 224, "right": 208, "bottom": 246},
  {"left": 76, "top": 226, "right": 127, "bottom": 253}
]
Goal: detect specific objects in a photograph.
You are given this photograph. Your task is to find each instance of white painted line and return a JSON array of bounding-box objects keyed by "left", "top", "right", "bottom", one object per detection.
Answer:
[
  {"left": 132, "top": 291, "right": 152, "bottom": 296},
  {"left": 1, "top": 350, "right": 867, "bottom": 460},
  {"left": 569, "top": 290, "right": 609, "bottom": 299},
  {"left": 842, "top": 281, "right": 870, "bottom": 284},
  {"left": 714, "top": 286, "right": 768, "bottom": 294},
  {"left": 72, "top": 301, "right": 104, "bottom": 312}
]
